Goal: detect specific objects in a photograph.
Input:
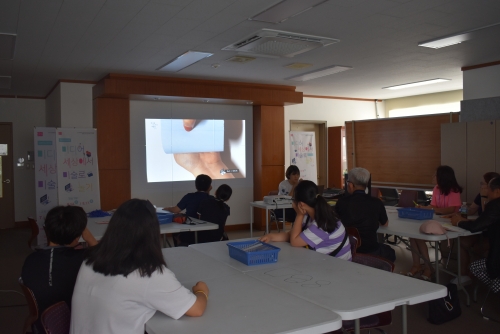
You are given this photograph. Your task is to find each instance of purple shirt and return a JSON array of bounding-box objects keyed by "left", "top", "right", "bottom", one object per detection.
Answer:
[{"left": 299, "top": 214, "right": 352, "bottom": 261}]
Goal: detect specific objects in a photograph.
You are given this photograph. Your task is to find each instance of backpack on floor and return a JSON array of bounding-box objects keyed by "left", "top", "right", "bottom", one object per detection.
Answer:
[{"left": 427, "top": 283, "right": 461, "bottom": 324}]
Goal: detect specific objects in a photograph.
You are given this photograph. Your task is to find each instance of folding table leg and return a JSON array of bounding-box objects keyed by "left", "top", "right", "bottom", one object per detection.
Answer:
[
  {"left": 401, "top": 304, "right": 407, "bottom": 334},
  {"left": 457, "top": 236, "right": 470, "bottom": 306},
  {"left": 265, "top": 208, "right": 269, "bottom": 234},
  {"left": 435, "top": 241, "right": 439, "bottom": 283},
  {"left": 354, "top": 319, "right": 360, "bottom": 334},
  {"left": 250, "top": 206, "right": 253, "bottom": 237}
]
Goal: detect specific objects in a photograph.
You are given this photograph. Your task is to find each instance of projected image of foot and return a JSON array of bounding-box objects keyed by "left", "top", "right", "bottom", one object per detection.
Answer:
[{"left": 146, "top": 118, "right": 245, "bottom": 182}]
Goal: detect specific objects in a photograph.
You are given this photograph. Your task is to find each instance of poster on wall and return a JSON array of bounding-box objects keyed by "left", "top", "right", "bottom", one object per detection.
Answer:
[
  {"left": 34, "top": 127, "right": 58, "bottom": 245},
  {"left": 56, "top": 128, "right": 100, "bottom": 212},
  {"left": 289, "top": 131, "right": 318, "bottom": 184}
]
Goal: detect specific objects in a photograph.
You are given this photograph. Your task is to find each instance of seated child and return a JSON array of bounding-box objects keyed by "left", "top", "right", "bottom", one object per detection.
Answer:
[
  {"left": 21, "top": 205, "right": 97, "bottom": 333},
  {"left": 276, "top": 165, "right": 302, "bottom": 223},
  {"left": 164, "top": 174, "right": 212, "bottom": 245},
  {"left": 197, "top": 184, "right": 232, "bottom": 243},
  {"left": 261, "top": 180, "right": 351, "bottom": 260}
]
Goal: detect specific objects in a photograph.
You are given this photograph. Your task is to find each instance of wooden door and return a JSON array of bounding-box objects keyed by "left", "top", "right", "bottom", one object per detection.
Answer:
[{"left": 0, "top": 123, "right": 15, "bottom": 228}]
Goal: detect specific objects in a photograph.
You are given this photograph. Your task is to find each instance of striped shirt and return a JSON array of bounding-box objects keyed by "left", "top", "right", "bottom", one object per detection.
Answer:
[{"left": 299, "top": 215, "right": 352, "bottom": 261}]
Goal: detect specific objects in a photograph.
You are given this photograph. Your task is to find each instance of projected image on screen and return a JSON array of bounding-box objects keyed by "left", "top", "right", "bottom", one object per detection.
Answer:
[{"left": 145, "top": 119, "right": 245, "bottom": 182}]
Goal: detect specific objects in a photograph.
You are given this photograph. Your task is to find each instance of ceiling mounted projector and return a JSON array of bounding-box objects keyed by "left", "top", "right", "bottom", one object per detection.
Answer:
[{"left": 222, "top": 29, "right": 339, "bottom": 58}]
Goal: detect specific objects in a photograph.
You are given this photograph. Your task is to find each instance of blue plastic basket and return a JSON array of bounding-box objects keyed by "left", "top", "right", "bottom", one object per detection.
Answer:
[
  {"left": 397, "top": 207, "right": 434, "bottom": 220},
  {"left": 227, "top": 241, "right": 280, "bottom": 266},
  {"left": 157, "top": 212, "right": 174, "bottom": 224}
]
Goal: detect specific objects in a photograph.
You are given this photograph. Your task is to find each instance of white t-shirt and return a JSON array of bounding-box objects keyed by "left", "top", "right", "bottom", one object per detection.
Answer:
[
  {"left": 70, "top": 264, "right": 196, "bottom": 334},
  {"left": 278, "top": 179, "right": 293, "bottom": 195}
]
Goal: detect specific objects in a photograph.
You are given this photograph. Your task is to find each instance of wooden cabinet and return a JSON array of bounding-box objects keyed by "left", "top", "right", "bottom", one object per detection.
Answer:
[{"left": 328, "top": 126, "right": 344, "bottom": 188}]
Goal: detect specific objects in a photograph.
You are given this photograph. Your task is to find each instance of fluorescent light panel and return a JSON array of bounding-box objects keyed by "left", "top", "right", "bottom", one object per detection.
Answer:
[
  {"left": 0, "top": 33, "right": 16, "bottom": 60},
  {"left": 157, "top": 51, "right": 213, "bottom": 72},
  {"left": 286, "top": 65, "right": 352, "bottom": 82},
  {"left": 419, "top": 21, "right": 500, "bottom": 49},
  {"left": 250, "top": 0, "right": 329, "bottom": 23},
  {"left": 383, "top": 78, "right": 450, "bottom": 90}
]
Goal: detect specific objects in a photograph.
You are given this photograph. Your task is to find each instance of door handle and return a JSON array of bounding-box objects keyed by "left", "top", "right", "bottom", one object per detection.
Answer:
[{"left": 2, "top": 179, "right": 10, "bottom": 183}]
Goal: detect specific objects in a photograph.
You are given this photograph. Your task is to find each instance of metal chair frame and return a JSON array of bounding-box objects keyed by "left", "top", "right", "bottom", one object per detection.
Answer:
[{"left": 473, "top": 277, "right": 500, "bottom": 322}]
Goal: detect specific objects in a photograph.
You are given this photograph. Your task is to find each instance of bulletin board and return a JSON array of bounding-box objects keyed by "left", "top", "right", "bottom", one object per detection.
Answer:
[{"left": 289, "top": 131, "right": 318, "bottom": 183}]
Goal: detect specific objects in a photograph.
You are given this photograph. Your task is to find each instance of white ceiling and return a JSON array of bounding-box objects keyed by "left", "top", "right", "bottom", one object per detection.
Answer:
[{"left": 1, "top": 0, "right": 500, "bottom": 99}]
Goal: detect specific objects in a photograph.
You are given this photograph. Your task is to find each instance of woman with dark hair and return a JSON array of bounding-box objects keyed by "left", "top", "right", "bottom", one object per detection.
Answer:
[
  {"left": 261, "top": 181, "right": 351, "bottom": 260},
  {"left": 404, "top": 165, "right": 463, "bottom": 281},
  {"left": 468, "top": 172, "right": 500, "bottom": 216},
  {"left": 70, "top": 199, "right": 208, "bottom": 334},
  {"left": 197, "top": 184, "right": 232, "bottom": 243}
]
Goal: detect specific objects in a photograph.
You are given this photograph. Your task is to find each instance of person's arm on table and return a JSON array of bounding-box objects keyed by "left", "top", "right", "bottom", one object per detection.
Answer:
[
  {"left": 164, "top": 205, "right": 181, "bottom": 213},
  {"left": 454, "top": 203, "right": 500, "bottom": 232},
  {"left": 185, "top": 282, "right": 209, "bottom": 317},
  {"left": 418, "top": 205, "right": 458, "bottom": 215},
  {"left": 260, "top": 231, "right": 290, "bottom": 243},
  {"left": 289, "top": 210, "right": 308, "bottom": 247},
  {"left": 81, "top": 227, "right": 98, "bottom": 247}
]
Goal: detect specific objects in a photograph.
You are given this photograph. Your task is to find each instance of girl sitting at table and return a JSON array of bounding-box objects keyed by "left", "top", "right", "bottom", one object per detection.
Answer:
[
  {"left": 71, "top": 199, "right": 209, "bottom": 334},
  {"left": 405, "top": 165, "right": 462, "bottom": 281},
  {"left": 261, "top": 180, "right": 352, "bottom": 260}
]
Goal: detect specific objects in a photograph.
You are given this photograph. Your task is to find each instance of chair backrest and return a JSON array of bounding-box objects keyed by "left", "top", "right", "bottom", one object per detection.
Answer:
[
  {"left": 27, "top": 217, "right": 39, "bottom": 250},
  {"left": 371, "top": 187, "right": 381, "bottom": 198},
  {"left": 348, "top": 235, "right": 358, "bottom": 256},
  {"left": 397, "top": 190, "right": 418, "bottom": 207},
  {"left": 41, "top": 301, "right": 70, "bottom": 334},
  {"left": 268, "top": 190, "right": 279, "bottom": 196},
  {"left": 345, "top": 227, "right": 361, "bottom": 249},
  {"left": 352, "top": 254, "right": 395, "bottom": 272},
  {"left": 18, "top": 277, "right": 38, "bottom": 334}
]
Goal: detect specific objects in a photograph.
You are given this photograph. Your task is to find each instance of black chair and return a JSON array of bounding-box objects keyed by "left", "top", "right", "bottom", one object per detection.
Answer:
[
  {"left": 19, "top": 277, "right": 39, "bottom": 334},
  {"left": 379, "top": 188, "right": 399, "bottom": 206}
]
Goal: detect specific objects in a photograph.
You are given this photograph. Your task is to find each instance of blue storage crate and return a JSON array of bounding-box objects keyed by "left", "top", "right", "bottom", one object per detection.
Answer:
[
  {"left": 157, "top": 212, "right": 173, "bottom": 224},
  {"left": 397, "top": 207, "right": 434, "bottom": 220},
  {"left": 227, "top": 241, "right": 280, "bottom": 266}
]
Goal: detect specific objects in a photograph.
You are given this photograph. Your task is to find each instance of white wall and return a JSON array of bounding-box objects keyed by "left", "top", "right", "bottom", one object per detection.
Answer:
[
  {"left": 284, "top": 97, "right": 383, "bottom": 171},
  {"left": 463, "top": 64, "right": 500, "bottom": 100},
  {"left": 60, "top": 82, "right": 93, "bottom": 127},
  {"left": 129, "top": 101, "right": 253, "bottom": 226},
  {"left": 0, "top": 98, "right": 46, "bottom": 221},
  {"left": 45, "top": 84, "right": 61, "bottom": 127}
]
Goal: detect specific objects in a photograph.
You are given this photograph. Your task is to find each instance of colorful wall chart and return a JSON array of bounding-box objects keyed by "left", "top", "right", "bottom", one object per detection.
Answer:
[
  {"left": 289, "top": 131, "right": 318, "bottom": 183},
  {"left": 56, "top": 128, "right": 100, "bottom": 212},
  {"left": 34, "top": 127, "right": 58, "bottom": 245}
]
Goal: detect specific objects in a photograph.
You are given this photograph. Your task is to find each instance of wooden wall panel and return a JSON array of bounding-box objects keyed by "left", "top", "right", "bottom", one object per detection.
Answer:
[
  {"left": 441, "top": 122, "right": 467, "bottom": 201},
  {"left": 346, "top": 113, "right": 459, "bottom": 188},
  {"left": 497, "top": 120, "right": 500, "bottom": 175},
  {"left": 99, "top": 170, "right": 131, "bottom": 211},
  {"left": 93, "top": 98, "right": 130, "bottom": 169},
  {"left": 253, "top": 105, "right": 285, "bottom": 230},
  {"left": 93, "top": 97, "right": 131, "bottom": 209},
  {"left": 328, "top": 126, "right": 342, "bottom": 188},
  {"left": 466, "top": 120, "right": 496, "bottom": 202}
]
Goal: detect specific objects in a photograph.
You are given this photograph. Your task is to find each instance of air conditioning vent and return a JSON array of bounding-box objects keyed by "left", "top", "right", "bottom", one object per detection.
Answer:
[{"left": 222, "top": 29, "right": 339, "bottom": 58}]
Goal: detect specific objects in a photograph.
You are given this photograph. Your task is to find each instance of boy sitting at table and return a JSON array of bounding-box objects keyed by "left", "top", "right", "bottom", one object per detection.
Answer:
[
  {"left": 164, "top": 174, "right": 212, "bottom": 245},
  {"left": 21, "top": 205, "right": 97, "bottom": 333}
]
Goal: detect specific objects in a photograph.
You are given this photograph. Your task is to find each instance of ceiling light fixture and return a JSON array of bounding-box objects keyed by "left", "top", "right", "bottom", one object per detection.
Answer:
[
  {"left": 0, "top": 33, "right": 16, "bottom": 60},
  {"left": 285, "top": 63, "right": 313, "bottom": 69},
  {"left": 383, "top": 78, "right": 450, "bottom": 90},
  {"left": 418, "top": 21, "right": 500, "bottom": 49},
  {"left": 250, "top": 0, "right": 329, "bottom": 23},
  {"left": 286, "top": 65, "right": 352, "bottom": 82},
  {"left": 157, "top": 51, "right": 213, "bottom": 72}
]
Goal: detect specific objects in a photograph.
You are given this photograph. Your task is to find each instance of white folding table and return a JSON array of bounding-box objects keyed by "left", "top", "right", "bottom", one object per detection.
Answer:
[
  {"left": 249, "top": 201, "right": 293, "bottom": 236},
  {"left": 84, "top": 216, "right": 218, "bottom": 246},
  {"left": 379, "top": 207, "right": 476, "bottom": 304},
  {"left": 190, "top": 240, "right": 447, "bottom": 334},
  {"left": 145, "top": 247, "right": 342, "bottom": 334}
]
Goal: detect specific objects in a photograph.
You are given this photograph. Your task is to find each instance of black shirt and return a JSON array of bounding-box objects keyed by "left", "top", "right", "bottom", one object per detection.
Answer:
[
  {"left": 197, "top": 197, "right": 230, "bottom": 243},
  {"left": 459, "top": 197, "right": 500, "bottom": 278},
  {"left": 335, "top": 190, "right": 388, "bottom": 253},
  {"left": 21, "top": 246, "right": 84, "bottom": 332}
]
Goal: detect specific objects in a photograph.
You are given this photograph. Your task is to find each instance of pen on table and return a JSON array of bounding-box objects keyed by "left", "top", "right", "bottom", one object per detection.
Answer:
[{"left": 413, "top": 201, "right": 418, "bottom": 207}]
